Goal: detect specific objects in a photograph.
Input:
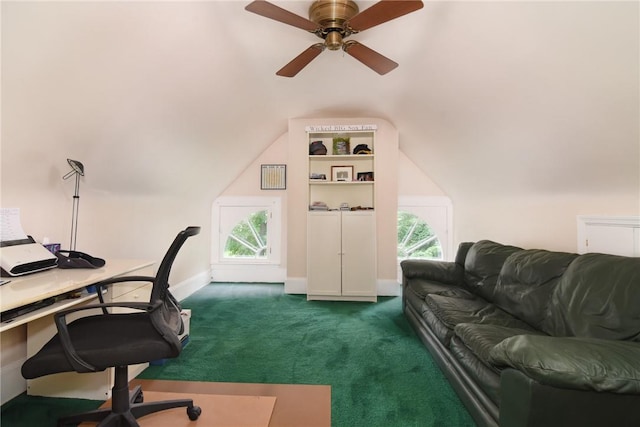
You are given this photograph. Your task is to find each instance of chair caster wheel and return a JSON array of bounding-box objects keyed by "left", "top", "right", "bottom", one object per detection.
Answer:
[
  {"left": 133, "top": 390, "right": 144, "bottom": 404},
  {"left": 187, "top": 405, "right": 202, "bottom": 421}
]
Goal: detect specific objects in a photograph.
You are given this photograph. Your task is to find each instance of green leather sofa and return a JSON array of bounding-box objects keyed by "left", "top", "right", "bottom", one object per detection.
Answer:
[{"left": 401, "top": 240, "right": 640, "bottom": 427}]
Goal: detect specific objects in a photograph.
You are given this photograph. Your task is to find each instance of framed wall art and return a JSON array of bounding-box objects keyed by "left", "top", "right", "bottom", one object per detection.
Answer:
[{"left": 261, "top": 164, "right": 286, "bottom": 190}]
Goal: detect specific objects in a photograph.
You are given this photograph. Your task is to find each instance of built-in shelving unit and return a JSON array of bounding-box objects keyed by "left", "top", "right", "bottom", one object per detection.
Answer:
[
  {"left": 306, "top": 126, "right": 377, "bottom": 302},
  {"left": 308, "top": 131, "right": 375, "bottom": 212}
]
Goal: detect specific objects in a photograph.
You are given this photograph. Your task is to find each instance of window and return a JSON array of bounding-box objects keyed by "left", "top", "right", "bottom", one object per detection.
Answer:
[
  {"left": 397, "top": 196, "right": 453, "bottom": 283},
  {"left": 224, "top": 210, "right": 268, "bottom": 259},
  {"left": 211, "top": 197, "right": 284, "bottom": 283},
  {"left": 397, "top": 211, "right": 443, "bottom": 260}
]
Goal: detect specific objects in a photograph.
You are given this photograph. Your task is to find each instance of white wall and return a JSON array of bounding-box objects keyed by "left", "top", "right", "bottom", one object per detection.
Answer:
[
  {"left": 3, "top": 1, "right": 637, "bottom": 268},
  {"left": 397, "top": 150, "right": 447, "bottom": 198},
  {"left": 210, "top": 133, "right": 288, "bottom": 281},
  {"left": 454, "top": 193, "right": 640, "bottom": 253}
]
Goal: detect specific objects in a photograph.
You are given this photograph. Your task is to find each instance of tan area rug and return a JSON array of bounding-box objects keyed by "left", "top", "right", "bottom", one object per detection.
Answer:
[
  {"left": 132, "top": 391, "right": 275, "bottom": 427},
  {"left": 82, "top": 391, "right": 276, "bottom": 427},
  {"left": 81, "top": 380, "right": 331, "bottom": 427}
]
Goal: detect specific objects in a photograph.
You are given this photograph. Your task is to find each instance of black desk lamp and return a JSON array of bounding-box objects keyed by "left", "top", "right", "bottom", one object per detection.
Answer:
[{"left": 62, "top": 159, "right": 84, "bottom": 251}]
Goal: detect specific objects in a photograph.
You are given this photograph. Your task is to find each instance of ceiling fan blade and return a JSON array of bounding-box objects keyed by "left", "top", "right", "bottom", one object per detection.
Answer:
[
  {"left": 347, "top": 0, "right": 424, "bottom": 32},
  {"left": 245, "top": 0, "right": 319, "bottom": 32},
  {"left": 343, "top": 41, "right": 398, "bottom": 75},
  {"left": 277, "top": 44, "right": 325, "bottom": 77}
]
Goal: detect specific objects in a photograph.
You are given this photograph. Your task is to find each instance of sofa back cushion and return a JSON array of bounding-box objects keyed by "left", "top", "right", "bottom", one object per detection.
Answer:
[
  {"left": 492, "top": 249, "right": 578, "bottom": 333},
  {"left": 455, "top": 242, "right": 474, "bottom": 267},
  {"left": 547, "top": 253, "right": 640, "bottom": 341},
  {"left": 463, "top": 240, "right": 522, "bottom": 300}
]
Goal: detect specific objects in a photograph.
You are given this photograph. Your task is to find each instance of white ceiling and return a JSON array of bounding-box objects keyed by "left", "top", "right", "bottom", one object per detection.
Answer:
[{"left": 2, "top": 0, "right": 639, "bottom": 203}]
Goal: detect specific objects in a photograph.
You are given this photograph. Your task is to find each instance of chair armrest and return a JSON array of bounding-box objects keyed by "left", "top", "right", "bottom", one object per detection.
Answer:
[
  {"left": 91, "top": 275, "right": 155, "bottom": 311},
  {"left": 92, "top": 275, "right": 155, "bottom": 295},
  {"left": 400, "top": 259, "right": 462, "bottom": 285},
  {"left": 53, "top": 301, "right": 160, "bottom": 373},
  {"left": 489, "top": 334, "right": 640, "bottom": 393}
]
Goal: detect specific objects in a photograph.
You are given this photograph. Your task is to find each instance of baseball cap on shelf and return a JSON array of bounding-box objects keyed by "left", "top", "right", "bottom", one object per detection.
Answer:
[{"left": 353, "top": 144, "right": 372, "bottom": 154}]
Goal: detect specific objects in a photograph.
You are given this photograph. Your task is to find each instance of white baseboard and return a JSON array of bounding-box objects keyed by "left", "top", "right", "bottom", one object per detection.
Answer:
[
  {"left": 172, "top": 270, "right": 211, "bottom": 301},
  {"left": 284, "top": 277, "right": 307, "bottom": 294},
  {"left": 211, "top": 264, "right": 286, "bottom": 284},
  {"left": 377, "top": 279, "right": 401, "bottom": 296},
  {"left": 285, "top": 277, "right": 400, "bottom": 297}
]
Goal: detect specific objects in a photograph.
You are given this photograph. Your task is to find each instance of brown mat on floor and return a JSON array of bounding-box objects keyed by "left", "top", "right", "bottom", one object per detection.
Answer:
[
  {"left": 83, "top": 391, "right": 276, "bottom": 427},
  {"left": 83, "top": 379, "right": 331, "bottom": 427}
]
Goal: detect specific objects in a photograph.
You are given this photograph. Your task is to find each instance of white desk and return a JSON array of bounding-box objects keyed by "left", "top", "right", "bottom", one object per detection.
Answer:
[
  {"left": 1, "top": 259, "right": 154, "bottom": 332},
  {"left": 0, "top": 259, "right": 154, "bottom": 400}
]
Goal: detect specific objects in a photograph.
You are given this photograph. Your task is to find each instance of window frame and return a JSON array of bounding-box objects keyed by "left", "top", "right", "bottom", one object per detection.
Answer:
[
  {"left": 397, "top": 196, "right": 453, "bottom": 282},
  {"left": 212, "top": 197, "right": 282, "bottom": 266}
]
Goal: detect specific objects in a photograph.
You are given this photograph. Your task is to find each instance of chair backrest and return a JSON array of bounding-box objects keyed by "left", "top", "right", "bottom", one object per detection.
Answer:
[{"left": 149, "top": 226, "right": 201, "bottom": 342}]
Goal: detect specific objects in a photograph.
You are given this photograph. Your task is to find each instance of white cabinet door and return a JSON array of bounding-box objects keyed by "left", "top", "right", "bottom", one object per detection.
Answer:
[
  {"left": 341, "top": 212, "right": 376, "bottom": 297},
  {"left": 307, "top": 211, "right": 376, "bottom": 300},
  {"left": 577, "top": 216, "right": 640, "bottom": 256},
  {"left": 308, "top": 212, "right": 342, "bottom": 296}
]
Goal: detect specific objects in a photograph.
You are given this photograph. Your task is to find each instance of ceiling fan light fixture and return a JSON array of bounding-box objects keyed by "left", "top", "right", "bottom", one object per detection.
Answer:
[{"left": 325, "top": 31, "right": 343, "bottom": 50}]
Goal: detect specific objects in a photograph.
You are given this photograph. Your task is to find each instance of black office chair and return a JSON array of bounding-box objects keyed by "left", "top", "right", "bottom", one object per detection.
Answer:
[{"left": 22, "top": 226, "right": 202, "bottom": 427}]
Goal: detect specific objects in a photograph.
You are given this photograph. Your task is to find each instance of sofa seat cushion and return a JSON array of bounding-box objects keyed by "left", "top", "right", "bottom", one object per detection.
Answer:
[
  {"left": 454, "top": 323, "right": 542, "bottom": 368},
  {"left": 405, "top": 282, "right": 430, "bottom": 315},
  {"left": 450, "top": 324, "right": 546, "bottom": 405},
  {"left": 490, "top": 335, "right": 640, "bottom": 394},
  {"left": 422, "top": 307, "right": 456, "bottom": 345},
  {"left": 405, "top": 280, "right": 478, "bottom": 345},
  {"left": 450, "top": 335, "right": 503, "bottom": 405},
  {"left": 424, "top": 294, "right": 533, "bottom": 332},
  {"left": 407, "top": 278, "right": 476, "bottom": 300}
]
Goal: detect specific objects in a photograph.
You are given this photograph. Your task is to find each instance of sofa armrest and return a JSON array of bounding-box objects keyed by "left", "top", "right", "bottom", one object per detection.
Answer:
[
  {"left": 489, "top": 334, "right": 640, "bottom": 393},
  {"left": 400, "top": 259, "right": 462, "bottom": 285},
  {"left": 499, "top": 368, "right": 640, "bottom": 427}
]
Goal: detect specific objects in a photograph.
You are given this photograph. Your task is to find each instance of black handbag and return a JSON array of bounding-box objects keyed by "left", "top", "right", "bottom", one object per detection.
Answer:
[{"left": 55, "top": 250, "right": 106, "bottom": 269}]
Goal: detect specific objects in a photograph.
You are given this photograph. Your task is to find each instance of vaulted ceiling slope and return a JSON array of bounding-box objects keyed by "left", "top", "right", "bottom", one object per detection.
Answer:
[{"left": 2, "top": 2, "right": 638, "bottom": 234}]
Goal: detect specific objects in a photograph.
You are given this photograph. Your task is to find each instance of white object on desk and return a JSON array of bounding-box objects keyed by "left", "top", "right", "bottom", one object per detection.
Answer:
[
  {"left": 0, "top": 208, "right": 28, "bottom": 241},
  {"left": 0, "top": 242, "right": 58, "bottom": 276},
  {"left": 1, "top": 208, "right": 57, "bottom": 276}
]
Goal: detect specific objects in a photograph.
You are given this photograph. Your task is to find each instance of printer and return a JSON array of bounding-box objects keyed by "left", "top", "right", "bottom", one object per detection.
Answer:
[{"left": 0, "top": 237, "right": 58, "bottom": 276}]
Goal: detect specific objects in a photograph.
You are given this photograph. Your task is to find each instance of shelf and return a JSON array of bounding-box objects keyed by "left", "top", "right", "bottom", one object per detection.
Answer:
[
  {"left": 307, "top": 128, "right": 375, "bottom": 212},
  {"left": 309, "top": 181, "right": 374, "bottom": 185},
  {"left": 0, "top": 291, "right": 99, "bottom": 332},
  {"left": 310, "top": 154, "right": 373, "bottom": 161}
]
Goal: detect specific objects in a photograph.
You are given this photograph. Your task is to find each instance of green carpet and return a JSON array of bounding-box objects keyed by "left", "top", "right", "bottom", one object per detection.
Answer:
[{"left": 1, "top": 283, "right": 476, "bottom": 427}]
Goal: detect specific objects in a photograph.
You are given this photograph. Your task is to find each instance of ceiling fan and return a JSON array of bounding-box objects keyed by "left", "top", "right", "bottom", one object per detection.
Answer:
[{"left": 245, "top": 0, "right": 424, "bottom": 77}]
